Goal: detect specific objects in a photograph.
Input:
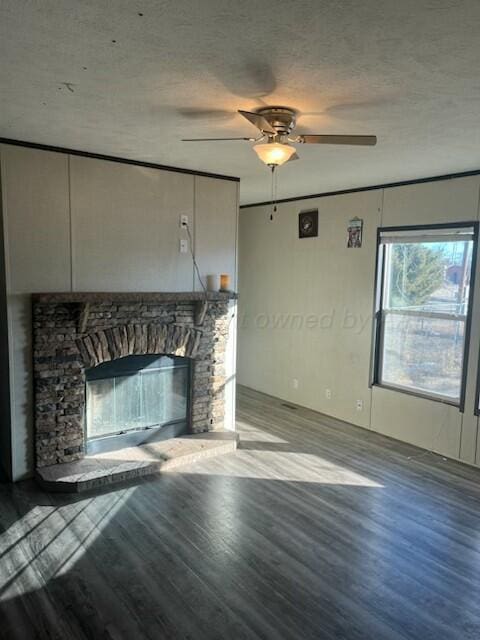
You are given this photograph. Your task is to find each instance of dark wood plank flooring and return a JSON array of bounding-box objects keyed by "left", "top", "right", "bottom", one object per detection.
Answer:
[{"left": 1, "top": 385, "right": 480, "bottom": 639}]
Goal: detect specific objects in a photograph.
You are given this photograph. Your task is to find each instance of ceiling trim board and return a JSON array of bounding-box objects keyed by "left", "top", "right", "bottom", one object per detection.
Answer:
[
  {"left": 0, "top": 138, "right": 240, "bottom": 183},
  {"left": 240, "top": 169, "right": 480, "bottom": 208}
]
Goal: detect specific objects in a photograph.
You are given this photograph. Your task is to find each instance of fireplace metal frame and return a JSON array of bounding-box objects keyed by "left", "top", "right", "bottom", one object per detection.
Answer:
[{"left": 84, "top": 354, "right": 192, "bottom": 455}]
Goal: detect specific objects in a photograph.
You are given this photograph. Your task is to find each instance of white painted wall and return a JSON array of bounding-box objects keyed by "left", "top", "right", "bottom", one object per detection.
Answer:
[
  {"left": 0, "top": 146, "right": 72, "bottom": 481},
  {"left": 70, "top": 157, "right": 195, "bottom": 292},
  {"left": 238, "top": 176, "right": 480, "bottom": 468},
  {"left": 0, "top": 144, "right": 238, "bottom": 481}
]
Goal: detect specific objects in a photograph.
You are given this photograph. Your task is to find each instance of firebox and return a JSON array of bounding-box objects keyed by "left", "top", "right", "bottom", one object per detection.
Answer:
[{"left": 85, "top": 354, "right": 191, "bottom": 454}]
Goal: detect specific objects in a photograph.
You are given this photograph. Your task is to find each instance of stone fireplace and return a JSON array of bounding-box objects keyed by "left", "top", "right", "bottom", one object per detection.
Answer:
[{"left": 32, "top": 292, "right": 234, "bottom": 470}]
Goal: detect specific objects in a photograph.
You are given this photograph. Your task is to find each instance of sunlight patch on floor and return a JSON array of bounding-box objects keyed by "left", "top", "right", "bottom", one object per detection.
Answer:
[
  {"left": 0, "top": 486, "right": 135, "bottom": 601},
  {"left": 227, "top": 421, "right": 384, "bottom": 486},
  {"left": 235, "top": 420, "right": 289, "bottom": 444},
  {"left": 173, "top": 450, "right": 383, "bottom": 486}
]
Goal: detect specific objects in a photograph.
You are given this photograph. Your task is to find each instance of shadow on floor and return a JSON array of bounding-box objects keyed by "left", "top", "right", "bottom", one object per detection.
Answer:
[{"left": 2, "top": 387, "right": 480, "bottom": 639}]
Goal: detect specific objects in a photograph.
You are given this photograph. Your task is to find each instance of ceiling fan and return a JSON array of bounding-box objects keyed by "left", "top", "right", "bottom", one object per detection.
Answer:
[{"left": 182, "top": 106, "right": 377, "bottom": 168}]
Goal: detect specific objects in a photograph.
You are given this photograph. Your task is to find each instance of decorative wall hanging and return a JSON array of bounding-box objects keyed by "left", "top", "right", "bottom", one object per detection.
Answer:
[
  {"left": 299, "top": 209, "right": 318, "bottom": 238},
  {"left": 347, "top": 217, "right": 363, "bottom": 248}
]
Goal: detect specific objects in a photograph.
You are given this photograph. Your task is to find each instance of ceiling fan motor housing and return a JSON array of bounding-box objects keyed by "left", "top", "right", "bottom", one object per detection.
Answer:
[{"left": 257, "top": 107, "right": 297, "bottom": 136}]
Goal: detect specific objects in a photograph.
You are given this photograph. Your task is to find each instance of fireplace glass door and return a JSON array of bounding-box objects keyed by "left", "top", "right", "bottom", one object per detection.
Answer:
[{"left": 85, "top": 354, "right": 190, "bottom": 454}]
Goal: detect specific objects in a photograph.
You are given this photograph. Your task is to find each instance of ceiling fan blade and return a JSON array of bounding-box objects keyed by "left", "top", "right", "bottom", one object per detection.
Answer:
[
  {"left": 298, "top": 135, "right": 377, "bottom": 146},
  {"left": 286, "top": 152, "right": 300, "bottom": 163},
  {"left": 182, "top": 137, "right": 255, "bottom": 142},
  {"left": 238, "top": 110, "right": 276, "bottom": 135}
]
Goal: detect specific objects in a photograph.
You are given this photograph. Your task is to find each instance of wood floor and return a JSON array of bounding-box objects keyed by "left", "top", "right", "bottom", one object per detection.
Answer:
[{"left": 2, "top": 386, "right": 480, "bottom": 639}]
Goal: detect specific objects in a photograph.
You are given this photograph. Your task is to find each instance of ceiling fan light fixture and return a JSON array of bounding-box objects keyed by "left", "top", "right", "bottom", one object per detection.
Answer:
[{"left": 253, "top": 141, "right": 296, "bottom": 167}]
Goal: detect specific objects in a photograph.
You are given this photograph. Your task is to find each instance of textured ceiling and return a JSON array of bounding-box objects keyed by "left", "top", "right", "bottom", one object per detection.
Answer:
[{"left": 1, "top": 0, "right": 480, "bottom": 204}]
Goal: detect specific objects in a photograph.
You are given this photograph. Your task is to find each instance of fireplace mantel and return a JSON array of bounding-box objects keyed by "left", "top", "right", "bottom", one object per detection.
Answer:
[{"left": 32, "top": 291, "right": 237, "bottom": 304}]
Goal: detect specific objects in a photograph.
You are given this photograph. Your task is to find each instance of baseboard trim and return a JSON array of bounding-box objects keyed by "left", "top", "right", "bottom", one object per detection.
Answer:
[{"left": 236, "top": 384, "right": 480, "bottom": 472}]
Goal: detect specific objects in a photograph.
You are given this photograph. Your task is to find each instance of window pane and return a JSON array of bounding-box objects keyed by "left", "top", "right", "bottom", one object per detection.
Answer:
[
  {"left": 378, "top": 234, "right": 474, "bottom": 403},
  {"left": 381, "top": 313, "right": 465, "bottom": 399},
  {"left": 385, "top": 241, "right": 472, "bottom": 314}
]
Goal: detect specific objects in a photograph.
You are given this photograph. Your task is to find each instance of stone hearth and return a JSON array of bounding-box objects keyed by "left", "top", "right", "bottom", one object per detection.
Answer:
[
  {"left": 36, "top": 431, "right": 239, "bottom": 493},
  {"left": 33, "top": 292, "right": 235, "bottom": 470}
]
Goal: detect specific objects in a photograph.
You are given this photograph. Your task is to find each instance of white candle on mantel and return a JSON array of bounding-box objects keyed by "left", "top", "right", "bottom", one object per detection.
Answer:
[{"left": 206, "top": 275, "right": 220, "bottom": 291}]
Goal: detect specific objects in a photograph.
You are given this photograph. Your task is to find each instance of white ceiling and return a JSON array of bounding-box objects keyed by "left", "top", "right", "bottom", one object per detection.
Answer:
[{"left": 1, "top": 0, "right": 480, "bottom": 204}]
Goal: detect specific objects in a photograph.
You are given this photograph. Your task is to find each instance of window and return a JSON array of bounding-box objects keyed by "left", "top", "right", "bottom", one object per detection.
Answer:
[{"left": 373, "top": 224, "right": 477, "bottom": 406}]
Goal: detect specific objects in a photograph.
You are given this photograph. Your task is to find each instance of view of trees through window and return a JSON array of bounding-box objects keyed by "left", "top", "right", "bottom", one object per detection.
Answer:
[
  {"left": 379, "top": 232, "right": 474, "bottom": 401},
  {"left": 389, "top": 244, "right": 444, "bottom": 307}
]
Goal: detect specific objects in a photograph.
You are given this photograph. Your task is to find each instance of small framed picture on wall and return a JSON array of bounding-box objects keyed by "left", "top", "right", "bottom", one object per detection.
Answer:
[
  {"left": 298, "top": 209, "right": 318, "bottom": 238},
  {"left": 347, "top": 217, "right": 363, "bottom": 248}
]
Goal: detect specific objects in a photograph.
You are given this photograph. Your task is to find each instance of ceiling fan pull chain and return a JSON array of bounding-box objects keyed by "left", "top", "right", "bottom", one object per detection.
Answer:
[
  {"left": 274, "top": 167, "right": 278, "bottom": 217},
  {"left": 270, "top": 165, "right": 277, "bottom": 221}
]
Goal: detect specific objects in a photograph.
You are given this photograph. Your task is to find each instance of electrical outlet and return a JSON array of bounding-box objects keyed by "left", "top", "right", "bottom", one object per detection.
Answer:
[
  {"left": 180, "top": 214, "right": 189, "bottom": 228},
  {"left": 292, "top": 378, "right": 299, "bottom": 390},
  {"left": 356, "top": 399, "right": 363, "bottom": 411},
  {"left": 325, "top": 389, "right": 331, "bottom": 400},
  {"left": 179, "top": 239, "right": 188, "bottom": 253}
]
